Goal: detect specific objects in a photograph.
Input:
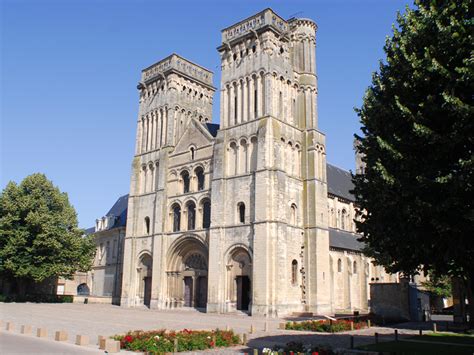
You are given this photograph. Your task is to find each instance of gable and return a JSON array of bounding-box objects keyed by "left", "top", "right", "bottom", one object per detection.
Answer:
[{"left": 173, "top": 118, "right": 215, "bottom": 154}]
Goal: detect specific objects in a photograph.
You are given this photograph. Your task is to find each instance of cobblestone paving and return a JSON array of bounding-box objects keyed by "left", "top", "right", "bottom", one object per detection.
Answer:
[{"left": 0, "top": 303, "right": 431, "bottom": 353}]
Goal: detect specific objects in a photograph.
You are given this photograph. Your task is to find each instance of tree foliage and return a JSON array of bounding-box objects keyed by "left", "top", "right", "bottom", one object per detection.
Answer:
[
  {"left": 0, "top": 174, "right": 95, "bottom": 285},
  {"left": 421, "top": 272, "right": 452, "bottom": 298},
  {"left": 353, "top": 0, "right": 473, "bottom": 306}
]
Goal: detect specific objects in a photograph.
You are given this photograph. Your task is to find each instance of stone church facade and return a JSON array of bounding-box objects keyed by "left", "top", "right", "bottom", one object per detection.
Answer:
[{"left": 119, "top": 8, "right": 395, "bottom": 317}]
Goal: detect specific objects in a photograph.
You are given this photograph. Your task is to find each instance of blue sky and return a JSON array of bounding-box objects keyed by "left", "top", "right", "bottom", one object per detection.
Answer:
[{"left": 1, "top": 0, "right": 411, "bottom": 228}]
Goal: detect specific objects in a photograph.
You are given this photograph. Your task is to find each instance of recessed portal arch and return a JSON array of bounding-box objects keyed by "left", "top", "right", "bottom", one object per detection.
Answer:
[
  {"left": 166, "top": 236, "right": 208, "bottom": 309},
  {"left": 137, "top": 252, "right": 153, "bottom": 307},
  {"left": 225, "top": 245, "right": 252, "bottom": 312}
]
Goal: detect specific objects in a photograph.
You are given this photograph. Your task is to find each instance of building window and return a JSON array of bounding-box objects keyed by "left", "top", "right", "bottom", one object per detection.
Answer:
[
  {"left": 181, "top": 170, "right": 190, "bottom": 193},
  {"left": 172, "top": 204, "right": 181, "bottom": 232},
  {"left": 290, "top": 204, "right": 297, "bottom": 225},
  {"left": 238, "top": 202, "right": 245, "bottom": 224},
  {"left": 187, "top": 202, "right": 196, "bottom": 230},
  {"left": 190, "top": 147, "right": 195, "bottom": 160},
  {"left": 337, "top": 259, "right": 342, "bottom": 272},
  {"left": 291, "top": 260, "right": 298, "bottom": 285},
  {"left": 353, "top": 261, "right": 357, "bottom": 274},
  {"left": 202, "top": 200, "right": 211, "bottom": 229},
  {"left": 195, "top": 167, "right": 205, "bottom": 191},
  {"left": 341, "top": 209, "right": 347, "bottom": 230},
  {"left": 144, "top": 217, "right": 150, "bottom": 235}
]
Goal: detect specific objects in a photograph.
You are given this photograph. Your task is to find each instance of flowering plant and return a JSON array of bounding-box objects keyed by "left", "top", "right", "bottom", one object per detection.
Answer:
[
  {"left": 112, "top": 328, "right": 240, "bottom": 353},
  {"left": 285, "top": 319, "right": 367, "bottom": 333}
]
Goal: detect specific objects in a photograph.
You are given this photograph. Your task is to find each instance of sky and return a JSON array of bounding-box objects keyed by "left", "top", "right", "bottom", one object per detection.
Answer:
[{"left": 1, "top": 0, "right": 412, "bottom": 228}]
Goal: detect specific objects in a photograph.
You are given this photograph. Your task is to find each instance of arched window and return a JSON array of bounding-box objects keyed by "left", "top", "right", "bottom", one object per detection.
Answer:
[
  {"left": 190, "top": 147, "right": 195, "bottom": 160},
  {"left": 144, "top": 217, "right": 150, "bottom": 235},
  {"left": 202, "top": 200, "right": 211, "bottom": 229},
  {"left": 195, "top": 167, "right": 205, "bottom": 191},
  {"left": 181, "top": 170, "right": 190, "bottom": 193},
  {"left": 238, "top": 202, "right": 245, "bottom": 224},
  {"left": 290, "top": 204, "right": 297, "bottom": 225},
  {"left": 353, "top": 261, "right": 357, "bottom": 274},
  {"left": 187, "top": 202, "right": 196, "bottom": 230},
  {"left": 337, "top": 259, "right": 342, "bottom": 272},
  {"left": 341, "top": 209, "right": 347, "bottom": 230},
  {"left": 172, "top": 204, "right": 181, "bottom": 232},
  {"left": 291, "top": 260, "right": 298, "bottom": 285}
]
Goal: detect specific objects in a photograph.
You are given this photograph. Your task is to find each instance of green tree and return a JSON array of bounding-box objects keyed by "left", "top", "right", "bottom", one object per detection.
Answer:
[
  {"left": 353, "top": 0, "right": 473, "bottom": 324},
  {"left": 0, "top": 173, "right": 95, "bottom": 295},
  {"left": 421, "top": 272, "right": 452, "bottom": 299}
]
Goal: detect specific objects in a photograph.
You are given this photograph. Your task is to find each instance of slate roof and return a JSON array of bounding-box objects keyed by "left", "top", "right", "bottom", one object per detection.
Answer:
[
  {"left": 326, "top": 163, "right": 355, "bottom": 201},
  {"left": 106, "top": 194, "right": 129, "bottom": 228},
  {"left": 205, "top": 123, "right": 220, "bottom": 137},
  {"left": 329, "top": 228, "right": 365, "bottom": 252}
]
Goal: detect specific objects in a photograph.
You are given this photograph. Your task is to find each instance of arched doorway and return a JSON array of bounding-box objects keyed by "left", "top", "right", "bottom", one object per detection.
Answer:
[
  {"left": 137, "top": 254, "right": 153, "bottom": 307},
  {"left": 77, "top": 283, "right": 90, "bottom": 296},
  {"left": 167, "top": 236, "right": 208, "bottom": 309},
  {"left": 226, "top": 247, "right": 252, "bottom": 312}
]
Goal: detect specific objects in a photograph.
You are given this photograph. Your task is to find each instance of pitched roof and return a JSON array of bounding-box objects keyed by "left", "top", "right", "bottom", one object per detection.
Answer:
[
  {"left": 329, "top": 227, "right": 365, "bottom": 252},
  {"left": 205, "top": 123, "right": 220, "bottom": 137},
  {"left": 106, "top": 194, "right": 129, "bottom": 228},
  {"left": 326, "top": 163, "right": 355, "bottom": 201}
]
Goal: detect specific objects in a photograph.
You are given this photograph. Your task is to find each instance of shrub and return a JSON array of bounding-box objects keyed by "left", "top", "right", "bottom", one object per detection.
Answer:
[
  {"left": 267, "top": 341, "right": 335, "bottom": 354},
  {"left": 285, "top": 319, "right": 367, "bottom": 332},
  {"left": 0, "top": 294, "right": 73, "bottom": 303},
  {"left": 113, "top": 328, "right": 240, "bottom": 353}
]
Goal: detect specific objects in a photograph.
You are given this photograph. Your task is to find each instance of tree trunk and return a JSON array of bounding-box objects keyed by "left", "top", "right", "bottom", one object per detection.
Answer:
[{"left": 467, "top": 271, "right": 474, "bottom": 328}]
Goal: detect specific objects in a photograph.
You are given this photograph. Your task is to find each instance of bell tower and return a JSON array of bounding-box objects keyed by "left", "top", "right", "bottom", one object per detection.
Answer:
[{"left": 208, "top": 9, "right": 330, "bottom": 316}]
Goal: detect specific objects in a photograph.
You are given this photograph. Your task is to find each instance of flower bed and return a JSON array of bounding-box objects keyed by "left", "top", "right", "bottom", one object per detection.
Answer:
[
  {"left": 285, "top": 319, "right": 367, "bottom": 332},
  {"left": 113, "top": 328, "right": 240, "bottom": 353},
  {"left": 264, "top": 341, "right": 335, "bottom": 355}
]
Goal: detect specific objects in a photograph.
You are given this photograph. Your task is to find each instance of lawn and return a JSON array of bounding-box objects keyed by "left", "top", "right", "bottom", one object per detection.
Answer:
[{"left": 358, "top": 332, "right": 474, "bottom": 354}]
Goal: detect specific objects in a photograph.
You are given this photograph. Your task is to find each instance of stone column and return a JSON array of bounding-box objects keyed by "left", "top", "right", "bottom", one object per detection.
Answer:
[
  {"left": 249, "top": 77, "right": 255, "bottom": 121},
  {"left": 264, "top": 73, "right": 272, "bottom": 116},
  {"left": 141, "top": 118, "right": 146, "bottom": 153},
  {"left": 136, "top": 118, "right": 143, "bottom": 155},
  {"left": 236, "top": 80, "right": 242, "bottom": 124},
  {"left": 256, "top": 75, "right": 263, "bottom": 118},
  {"left": 220, "top": 86, "right": 227, "bottom": 128},
  {"left": 229, "top": 84, "right": 235, "bottom": 126}
]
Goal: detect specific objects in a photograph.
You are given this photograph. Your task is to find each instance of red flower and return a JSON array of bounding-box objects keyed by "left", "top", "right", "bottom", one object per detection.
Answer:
[
  {"left": 210, "top": 341, "right": 215, "bottom": 347},
  {"left": 124, "top": 335, "right": 133, "bottom": 343}
]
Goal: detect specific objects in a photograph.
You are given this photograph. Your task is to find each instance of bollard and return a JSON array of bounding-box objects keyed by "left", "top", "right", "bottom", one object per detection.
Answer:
[
  {"left": 367, "top": 319, "right": 371, "bottom": 328},
  {"left": 375, "top": 332, "right": 379, "bottom": 344},
  {"left": 446, "top": 321, "right": 449, "bottom": 331},
  {"left": 250, "top": 324, "right": 254, "bottom": 334},
  {"left": 212, "top": 334, "right": 217, "bottom": 347},
  {"left": 395, "top": 329, "right": 398, "bottom": 341},
  {"left": 242, "top": 333, "right": 248, "bottom": 345},
  {"left": 55, "top": 330, "right": 68, "bottom": 342},
  {"left": 253, "top": 349, "right": 258, "bottom": 355},
  {"left": 419, "top": 328, "right": 423, "bottom": 336},
  {"left": 104, "top": 339, "right": 120, "bottom": 353},
  {"left": 99, "top": 336, "right": 107, "bottom": 350},
  {"left": 174, "top": 338, "right": 178, "bottom": 352},
  {"left": 330, "top": 319, "right": 333, "bottom": 333},
  {"left": 350, "top": 321, "right": 354, "bottom": 331},
  {"left": 21, "top": 325, "right": 32, "bottom": 335},
  {"left": 6, "top": 322, "right": 14, "bottom": 331},
  {"left": 264, "top": 321, "right": 268, "bottom": 332},
  {"left": 76, "top": 335, "right": 89, "bottom": 346},
  {"left": 350, "top": 335, "right": 354, "bottom": 349},
  {"left": 279, "top": 322, "right": 286, "bottom": 330},
  {"left": 433, "top": 322, "right": 437, "bottom": 333},
  {"left": 226, "top": 324, "right": 229, "bottom": 331},
  {"left": 37, "top": 328, "right": 47, "bottom": 338}
]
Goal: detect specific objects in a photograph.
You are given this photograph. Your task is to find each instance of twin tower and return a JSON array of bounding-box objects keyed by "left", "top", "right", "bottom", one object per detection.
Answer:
[{"left": 121, "top": 8, "right": 331, "bottom": 317}]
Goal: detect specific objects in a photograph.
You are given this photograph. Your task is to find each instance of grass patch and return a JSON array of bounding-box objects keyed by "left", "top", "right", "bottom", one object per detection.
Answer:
[{"left": 413, "top": 332, "right": 474, "bottom": 345}]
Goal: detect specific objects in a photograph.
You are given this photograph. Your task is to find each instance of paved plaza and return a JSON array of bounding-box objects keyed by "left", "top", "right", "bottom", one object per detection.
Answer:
[{"left": 0, "top": 303, "right": 438, "bottom": 353}]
